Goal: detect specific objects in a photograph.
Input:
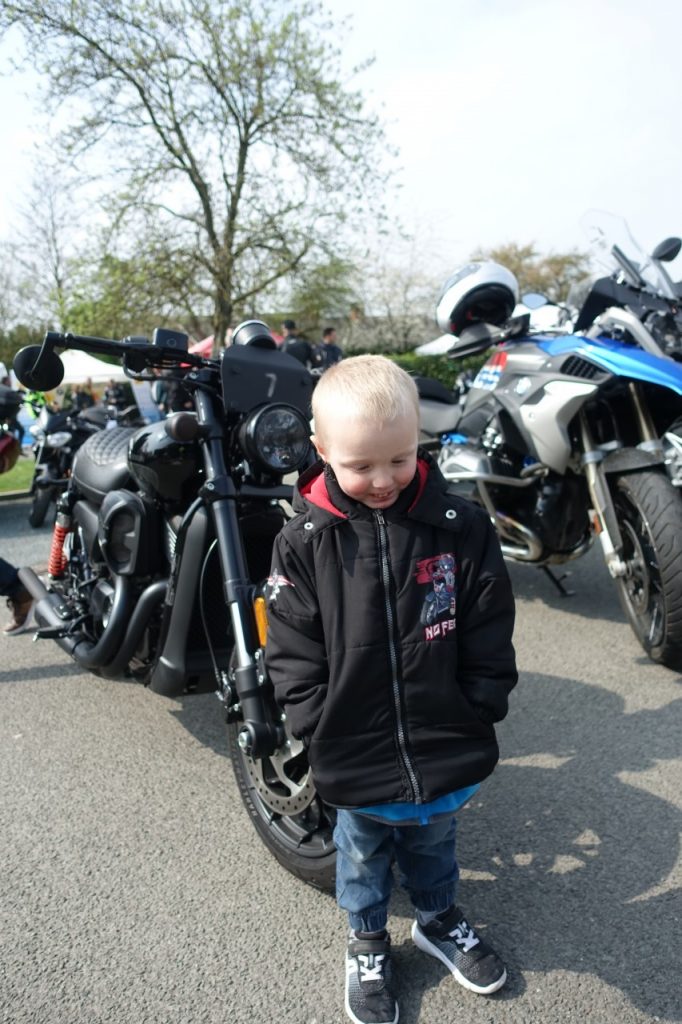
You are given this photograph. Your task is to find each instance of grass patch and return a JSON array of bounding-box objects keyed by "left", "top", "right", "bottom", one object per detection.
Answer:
[{"left": 0, "top": 455, "right": 33, "bottom": 494}]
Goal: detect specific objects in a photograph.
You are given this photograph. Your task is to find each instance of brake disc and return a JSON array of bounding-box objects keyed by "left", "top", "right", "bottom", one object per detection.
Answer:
[{"left": 241, "top": 735, "right": 317, "bottom": 815}]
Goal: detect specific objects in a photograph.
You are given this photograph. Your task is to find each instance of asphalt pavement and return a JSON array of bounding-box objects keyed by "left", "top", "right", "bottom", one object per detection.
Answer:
[{"left": 0, "top": 495, "right": 680, "bottom": 1024}]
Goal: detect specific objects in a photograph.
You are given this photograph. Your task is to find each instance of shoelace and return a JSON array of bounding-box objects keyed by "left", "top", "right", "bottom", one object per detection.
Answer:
[
  {"left": 358, "top": 953, "right": 386, "bottom": 983},
  {"left": 448, "top": 919, "right": 480, "bottom": 953}
]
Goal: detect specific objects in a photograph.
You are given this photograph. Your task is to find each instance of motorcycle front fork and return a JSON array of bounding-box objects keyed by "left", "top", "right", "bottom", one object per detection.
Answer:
[
  {"left": 579, "top": 384, "right": 662, "bottom": 580},
  {"left": 579, "top": 412, "right": 625, "bottom": 578}
]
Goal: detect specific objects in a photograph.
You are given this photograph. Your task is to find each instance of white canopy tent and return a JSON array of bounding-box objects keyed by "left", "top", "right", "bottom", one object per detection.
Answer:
[{"left": 57, "top": 349, "right": 128, "bottom": 385}]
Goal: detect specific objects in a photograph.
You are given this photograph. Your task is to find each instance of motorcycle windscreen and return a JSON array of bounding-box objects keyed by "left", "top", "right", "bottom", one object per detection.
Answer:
[{"left": 221, "top": 345, "right": 313, "bottom": 417}]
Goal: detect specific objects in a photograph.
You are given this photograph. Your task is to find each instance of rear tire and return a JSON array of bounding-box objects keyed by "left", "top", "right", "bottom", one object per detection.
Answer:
[
  {"left": 227, "top": 720, "right": 336, "bottom": 892},
  {"left": 612, "top": 471, "right": 682, "bottom": 669},
  {"left": 28, "top": 486, "right": 53, "bottom": 528}
]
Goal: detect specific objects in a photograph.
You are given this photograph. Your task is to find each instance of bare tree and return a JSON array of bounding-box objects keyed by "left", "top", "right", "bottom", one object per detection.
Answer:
[
  {"left": 472, "top": 242, "right": 591, "bottom": 303},
  {"left": 348, "top": 231, "right": 445, "bottom": 352},
  {"left": 0, "top": 0, "right": 392, "bottom": 347},
  {"left": 10, "top": 172, "right": 82, "bottom": 330}
]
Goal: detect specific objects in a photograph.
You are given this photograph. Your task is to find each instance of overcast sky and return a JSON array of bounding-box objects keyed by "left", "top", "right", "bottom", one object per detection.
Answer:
[{"left": 1, "top": 0, "right": 681, "bottom": 275}]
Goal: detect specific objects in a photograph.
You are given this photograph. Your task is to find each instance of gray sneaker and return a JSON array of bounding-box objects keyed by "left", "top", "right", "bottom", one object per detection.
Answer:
[
  {"left": 411, "top": 906, "right": 506, "bottom": 994},
  {"left": 345, "top": 931, "right": 399, "bottom": 1024}
]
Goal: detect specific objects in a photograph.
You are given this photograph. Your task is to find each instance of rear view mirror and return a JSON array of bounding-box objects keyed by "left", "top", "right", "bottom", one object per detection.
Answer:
[
  {"left": 13, "top": 345, "right": 65, "bottom": 391},
  {"left": 652, "top": 237, "right": 682, "bottom": 263}
]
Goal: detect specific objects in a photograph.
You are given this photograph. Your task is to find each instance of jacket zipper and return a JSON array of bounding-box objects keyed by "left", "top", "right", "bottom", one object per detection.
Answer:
[{"left": 374, "top": 509, "right": 421, "bottom": 803}]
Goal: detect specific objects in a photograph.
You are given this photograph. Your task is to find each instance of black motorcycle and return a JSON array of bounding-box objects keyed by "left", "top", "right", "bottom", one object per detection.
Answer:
[
  {"left": 28, "top": 402, "right": 104, "bottom": 527},
  {"left": 27, "top": 397, "right": 146, "bottom": 528},
  {"left": 13, "top": 323, "right": 336, "bottom": 890}
]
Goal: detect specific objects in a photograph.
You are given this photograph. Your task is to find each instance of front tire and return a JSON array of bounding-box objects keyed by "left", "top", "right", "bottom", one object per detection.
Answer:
[
  {"left": 227, "top": 720, "right": 336, "bottom": 892},
  {"left": 28, "top": 486, "right": 53, "bottom": 528},
  {"left": 612, "top": 471, "right": 682, "bottom": 669}
]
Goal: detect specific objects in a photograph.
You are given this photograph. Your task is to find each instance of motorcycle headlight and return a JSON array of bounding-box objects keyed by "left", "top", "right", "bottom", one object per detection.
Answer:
[
  {"left": 46, "top": 430, "right": 72, "bottom": 448},
  {"left": 239, "top": 404, "right": 310, "bottom": 473}
]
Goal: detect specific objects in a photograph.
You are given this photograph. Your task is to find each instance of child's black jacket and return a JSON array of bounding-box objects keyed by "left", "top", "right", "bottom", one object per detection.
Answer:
[{"left": 264, "top": 451, "right": 517, "bottom": 809}]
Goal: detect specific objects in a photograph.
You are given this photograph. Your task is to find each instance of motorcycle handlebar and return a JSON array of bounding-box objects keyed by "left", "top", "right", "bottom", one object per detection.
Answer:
[
  {"left": 13, "top": 330, "right": 213, "bottom": 393},
  {"left": 45, "top": 331, "right": 208, "bottom": 369}
]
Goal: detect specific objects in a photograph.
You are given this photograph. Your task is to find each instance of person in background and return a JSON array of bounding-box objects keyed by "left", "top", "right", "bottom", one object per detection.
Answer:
[
  {"left": 74, "top": 378, "right": 95, "bottom": 411},
  {"left": 313, "top": 326, "right": 343, "bottom": 371},
  {"left": 0, "top": 556, "right": 33, "bottom": 636},
  {"left": 24, "top": 389, "right": 47, "bottom": 416},
  {"left": 104, "top": 378, "right": 127, "bottom": 408},
  {"left": 281, "top": 319, "right": 315, "bottom": 368}
]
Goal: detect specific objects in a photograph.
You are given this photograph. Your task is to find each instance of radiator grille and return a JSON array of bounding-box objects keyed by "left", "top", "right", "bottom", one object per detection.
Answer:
[{"left": 560, "top": 355, "right": 606, "bottom": 380}]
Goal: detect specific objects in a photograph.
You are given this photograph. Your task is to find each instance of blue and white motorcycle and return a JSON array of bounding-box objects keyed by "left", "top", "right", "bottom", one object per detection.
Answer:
[
  {"left": 417, "top": 261, "right": 682, "bottom": 669},
  {"left": 574, "top": 210, "right": 682, "bottom": 361}
]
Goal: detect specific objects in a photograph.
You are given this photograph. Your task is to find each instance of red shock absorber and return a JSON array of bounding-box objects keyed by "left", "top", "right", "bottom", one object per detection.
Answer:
[{"left": 48, "top": 514, "right": 72, "bottom": 578}]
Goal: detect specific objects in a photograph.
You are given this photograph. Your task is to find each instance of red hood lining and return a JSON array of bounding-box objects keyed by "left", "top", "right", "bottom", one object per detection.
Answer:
[{"left": 300, "top": 458, "right": 429, "bottom": 519}]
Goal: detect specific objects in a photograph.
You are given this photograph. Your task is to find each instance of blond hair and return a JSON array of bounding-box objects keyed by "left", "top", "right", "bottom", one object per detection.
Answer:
[{"left": 312, "top": 355, "right": 419, "bottom": 440}]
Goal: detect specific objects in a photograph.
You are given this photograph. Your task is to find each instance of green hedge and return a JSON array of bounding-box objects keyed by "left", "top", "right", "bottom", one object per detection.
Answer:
[{"left": 386, "top": 351, "right": 487, "bottom": 390}]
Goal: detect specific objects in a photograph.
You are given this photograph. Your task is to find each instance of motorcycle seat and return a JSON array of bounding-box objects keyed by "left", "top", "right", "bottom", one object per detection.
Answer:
[
  {"left": 419, "top": 398, "right": 462, "bottom": 437},
  {"left": 71, "top": 426, "right": 137, "bottom": 503},
  {"left": 413, "top": 375, "right": 458, "bottom": 404},
  {"left": 77, "top": 405, "right": 109, "bottom": 429}
]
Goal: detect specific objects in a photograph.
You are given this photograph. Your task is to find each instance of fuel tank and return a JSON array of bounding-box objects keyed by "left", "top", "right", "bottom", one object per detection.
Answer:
[{"left": 128, "top": 420, "right": 202, "bottom": 502}]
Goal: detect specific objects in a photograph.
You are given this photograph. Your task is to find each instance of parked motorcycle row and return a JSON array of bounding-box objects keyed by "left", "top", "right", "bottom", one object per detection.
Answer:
[
  {"left": 0, "top": 375, "right": 145, "bottom": 527},
  {"left": 7, "top": 213, "right": 682, "bottom": 889},
  {"left": 26, "top": 397, "right": 144, "bottom": 527}
]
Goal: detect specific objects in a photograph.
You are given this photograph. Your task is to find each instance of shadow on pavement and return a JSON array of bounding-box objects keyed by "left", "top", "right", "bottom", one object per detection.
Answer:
[
  {"left": 0, "top": 660, "right": 84, "bottom": 684},
  {"left": 507, "top": 544, "right": 625, "bottom": 625},
  {"left": 168, "top": 669, "right": 681, "bottom": 1020},
  {"left": 392, "top": 672, "right": 681, "bottom": 1022}
]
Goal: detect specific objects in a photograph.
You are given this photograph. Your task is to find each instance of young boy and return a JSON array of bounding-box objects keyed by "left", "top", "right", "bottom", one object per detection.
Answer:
[{"left": 265, "top": 355, "right": 517, "bottom": 1024}]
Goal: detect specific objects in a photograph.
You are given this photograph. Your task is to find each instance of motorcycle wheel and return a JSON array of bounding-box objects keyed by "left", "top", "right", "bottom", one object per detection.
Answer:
[
  {"left": 420, "top": 599, "right": 437, "bottom": 626},
  {"left": 227, "top": 721, "right": 336, "bottom": 892},
  {"left": 612, "top": 471, "right": 682, "bottom": 669},
  {"left": 28, "top": 486, "right": 53, "bottom": 528}
]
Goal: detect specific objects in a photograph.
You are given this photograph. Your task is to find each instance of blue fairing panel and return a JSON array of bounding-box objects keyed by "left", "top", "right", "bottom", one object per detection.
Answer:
[{"left": 534, "top": 334, "right": 682, "bottom": 396}]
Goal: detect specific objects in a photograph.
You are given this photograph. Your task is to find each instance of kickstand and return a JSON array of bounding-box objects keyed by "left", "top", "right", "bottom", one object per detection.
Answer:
[{"left": 541, "top": 566, "right": 575, "bottom": 597}]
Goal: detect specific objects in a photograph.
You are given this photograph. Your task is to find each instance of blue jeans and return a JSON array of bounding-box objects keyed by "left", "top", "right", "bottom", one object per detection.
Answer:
[{"left": 334, "top": 809, "right": 458, "bottom": 933}]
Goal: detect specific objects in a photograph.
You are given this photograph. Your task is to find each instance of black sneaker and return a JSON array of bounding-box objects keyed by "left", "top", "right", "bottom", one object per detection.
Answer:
[
  {"left": 345, "top": 931, "right": 399, "bottom": 1024},
  {"left": 411, "top": 906, "right": 506, "bottom": 995}
]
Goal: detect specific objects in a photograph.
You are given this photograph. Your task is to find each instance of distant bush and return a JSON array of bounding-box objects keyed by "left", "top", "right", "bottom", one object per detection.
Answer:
[{"left": 386, "top": 350, "right": 487, "bottom": 390}]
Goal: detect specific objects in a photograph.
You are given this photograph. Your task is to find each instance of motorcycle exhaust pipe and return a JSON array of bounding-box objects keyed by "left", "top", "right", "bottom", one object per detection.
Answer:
[
  {"left": 18, "top": 566, "right": 133, "bottom": 669},
  {"left": 18, "top": 566, "right": 85, "bottom": 660},
  {"left": 496, "top": 513, "right": 544, "bottom": 561},
  {"left": 98, "top": 580, "right": 169, "bottom": 679},
  {"left": 475, "top": 483, "right": 544, "bottom": 562}
]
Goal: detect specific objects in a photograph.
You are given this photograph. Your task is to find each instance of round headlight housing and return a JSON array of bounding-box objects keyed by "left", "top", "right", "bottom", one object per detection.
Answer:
[
  {"left": 46, "top": 430, "right": 72, "bottom": 448},
  {"left": 239, "top": 404, "right": 310, "bottom": 473}
]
